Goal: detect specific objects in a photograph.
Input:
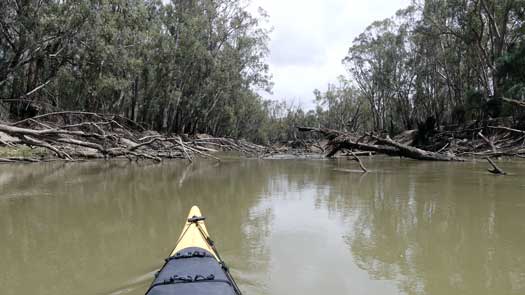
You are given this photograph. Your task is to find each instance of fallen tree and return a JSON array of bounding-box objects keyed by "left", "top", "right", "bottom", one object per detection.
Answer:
[
  {"left": 298, "top": 127, "right": 463, "bottom": 161},
  {"left": 0, "top": 112, "right": 266, "bottom": 163},
  {"left": 298, "top": 120, "right": 525, "bottom": 161}
]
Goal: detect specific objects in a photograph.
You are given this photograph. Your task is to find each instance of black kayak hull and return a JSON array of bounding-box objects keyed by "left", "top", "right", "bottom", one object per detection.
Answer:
[
  {"left": 145, "top": 206, "right": 241, "bottom": 295},
  {"left": 146, "top": 247, "right": 237, "bottom": 295}
]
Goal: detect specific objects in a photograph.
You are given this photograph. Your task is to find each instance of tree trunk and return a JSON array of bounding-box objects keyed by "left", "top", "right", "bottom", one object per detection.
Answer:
[{"left": 298, "top": 127, "right": 463, "bottom": 161}]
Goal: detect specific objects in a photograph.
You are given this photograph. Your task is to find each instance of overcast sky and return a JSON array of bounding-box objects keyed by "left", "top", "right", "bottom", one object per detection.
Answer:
[{"left": 248, "top": 0, "right": 411, "bottom": 109}]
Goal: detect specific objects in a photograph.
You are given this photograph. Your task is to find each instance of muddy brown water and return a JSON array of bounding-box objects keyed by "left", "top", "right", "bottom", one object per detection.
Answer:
[{"left": 1, "top": 158, "right": 524, "bottom": 295}]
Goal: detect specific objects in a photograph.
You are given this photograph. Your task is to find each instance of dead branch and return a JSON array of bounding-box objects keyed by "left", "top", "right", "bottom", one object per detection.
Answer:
[
  {"left": 327, "top": 133, "right": 401, "bottom": 157},
  {"left": 478, "top": 131, "right": 497, "bottom": 153},
  {"left": 184, "top": 145, "right": 221, "bottom": 161},
  {"left": 349, "top": 151, "right": 368, "bottom": 173},
  {"left": 1, "top": 112, "right": 267, "bottom": 163},
  {"left": 61, "top": 122, "right": 109, "bottom": 135},
  {"left": 0, "top": 123, "right": 106, "bottom": 140},
  {"left": 21, "top": 135, "right": 72, "bottom": 160},
  {"left": 128, "top": 137, "right": 161, "bottom": 151},
  {"left": 0, "top": 157, "right": 41, "bottom": 163},
  {"left": 372, "top": 134, "right": 463, "bottom": 161},
  {"left": 488, "top": 126, "right": 525, "bottom": 135},
  {"left": 298, "top": 127, "right": 463, "bottom": 161},
  {"left": 502, "top": 97, "right": 525, "bottom": 108},
  {"left": 177, "top": 136, "right": 193, "bottom": 163},
  {"left": 486, "top": 157, "right": 506, "bottom": 175},
  {"left": 12, "top": 111, "right": 107, "bottom": 126}
]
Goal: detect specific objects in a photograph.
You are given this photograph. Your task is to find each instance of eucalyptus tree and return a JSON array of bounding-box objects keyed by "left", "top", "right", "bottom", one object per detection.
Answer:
[
  {"left": 342, "top": 0, "right": 525, "bottom": 132},
  {"left": 0, "top": 0, "right": 86, "bottom": 115},
  {"left": 344, "top": 17, "right": 415, "bottom": 132},
  {"left": 0, "top": 0, "right": 272, "bottom": 142},
  {"left": 313, "top": 76, "right": 370, "bottom": 132},
  {"left": 411, "top": 0, "right": 525, "bottom": 120}
]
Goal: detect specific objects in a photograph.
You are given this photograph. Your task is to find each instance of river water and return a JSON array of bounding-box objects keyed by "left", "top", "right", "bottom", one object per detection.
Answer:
[{"left": 1, "top": 158, "right": 524, "bottom": 295}]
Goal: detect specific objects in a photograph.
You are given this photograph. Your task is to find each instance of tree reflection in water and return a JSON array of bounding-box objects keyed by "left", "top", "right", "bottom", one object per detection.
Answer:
[{"left": 340, "top": 161, "right": 525, "bottom": 295}]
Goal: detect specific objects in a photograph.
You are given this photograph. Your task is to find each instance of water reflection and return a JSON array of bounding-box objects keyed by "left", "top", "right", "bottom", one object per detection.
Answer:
[
  {"left": 339, "top": 160, "right": 525, "bottom": 295},
  {"left": 0, "top": 159, "right": 524, "bottom": 295}
]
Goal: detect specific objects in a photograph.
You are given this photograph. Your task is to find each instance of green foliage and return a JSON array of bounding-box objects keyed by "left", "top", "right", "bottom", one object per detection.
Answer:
[
  {"left": 0, "top": 146, "right": 47, "bottom": 158},
  {"left": 314, "top": 77, "right": 371, "bottom": 132},
  {"left": 499, "top": 42, "right": 525, "bottom": 99},
  {"left": 2, "top": 0, "right": 524, "bottom": 144},
  {"left": 0, "top": 0, "right": 272, "bottom": 142},
  {"left": 342, "top": 0, "right": 525, "bottom": 131}
]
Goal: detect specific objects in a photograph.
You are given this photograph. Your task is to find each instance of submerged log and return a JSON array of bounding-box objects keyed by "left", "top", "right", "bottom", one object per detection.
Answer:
[
  {"left": 349, "top": 151, "right": 368, "bottom": 173},
  {"left": 486, "top": 157, "right": 506, "bottom": 175}
]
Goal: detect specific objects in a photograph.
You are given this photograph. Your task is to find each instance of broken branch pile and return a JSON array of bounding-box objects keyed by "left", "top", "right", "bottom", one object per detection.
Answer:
[
  {"left": 421, "top": 119, "right": 525, "bottom": 158},
  {"left": 298, "top": 127, "right": 464, "bottom": 161},
  {"left": 298, "top": 119, "right": 525, "bottom": 161},
  {"left": 0, "top": 112, "right": 265, "bottom": 163}
]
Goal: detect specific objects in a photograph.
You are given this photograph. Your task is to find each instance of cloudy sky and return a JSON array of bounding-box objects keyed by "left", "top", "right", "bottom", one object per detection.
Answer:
[{"left": 248, "top": 0, "right": 411, "bottom": 109}]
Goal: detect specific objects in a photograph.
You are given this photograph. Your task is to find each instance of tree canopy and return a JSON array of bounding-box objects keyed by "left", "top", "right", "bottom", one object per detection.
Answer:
[
  {"left": 2, "top": 0, "right": 525, "bottom": 144},
  {"left": 1, "top": 0, "right": 272, "bottom": 142}
]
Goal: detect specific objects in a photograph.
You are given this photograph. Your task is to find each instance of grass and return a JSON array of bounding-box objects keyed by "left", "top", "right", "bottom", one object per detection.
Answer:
[{"left": 0, "top": 146, "right": 48, "bottom": 158}]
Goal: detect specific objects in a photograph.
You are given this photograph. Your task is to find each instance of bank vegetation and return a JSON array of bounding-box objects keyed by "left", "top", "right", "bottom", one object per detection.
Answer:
[{"left": 1, "top": 0, "right": 525, "bottom": 164}]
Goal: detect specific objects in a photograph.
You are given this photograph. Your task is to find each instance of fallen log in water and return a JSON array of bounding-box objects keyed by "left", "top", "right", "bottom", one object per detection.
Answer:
[
  {"left": 298, "top": 127, "right": 463, "bottom": 161},
  {"left": 349, "top": 151, "right": 368, "bottom": 173},
  {"left": 369, "top": 134, "right": 464, "bottom": 161},
  {"left": 486, "top": 157, "right": 507, "bottom": 175}
]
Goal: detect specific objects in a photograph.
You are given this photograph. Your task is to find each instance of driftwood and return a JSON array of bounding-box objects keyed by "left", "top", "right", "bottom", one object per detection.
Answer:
[
  {"left": 0, "top": 157, "right": 41, "bottom": 163},
  {"left": 488, "top": 126, "right": 525, "bottom": 135},
  {"left": 370, "top": 134, "right": 464, "bottom": 161},
  {"left": 349, "top": 151, "right": 368, "bottom": 173},
  {"left": 298, "top": 119, "right": 525, "bottom": 162},
  {"left": 477, "top": 131, "right": 497, "bottom": 153},
  {"left": 191, "top": 137, "right": 266, "bottom": 155},
  {"left": 486, "top": 157, "right": 506, "bottom": 175},
  {"left": 0, "top": 112, "right": 266, "bottom": 163},
  {"left": 298, "top": 127, "right": 463, "bottom": 161}
]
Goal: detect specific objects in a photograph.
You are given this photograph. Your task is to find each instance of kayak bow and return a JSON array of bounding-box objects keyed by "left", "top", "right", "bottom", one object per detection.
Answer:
[{"left": 145, "top": 206, "right": 242, "bottom": 295}]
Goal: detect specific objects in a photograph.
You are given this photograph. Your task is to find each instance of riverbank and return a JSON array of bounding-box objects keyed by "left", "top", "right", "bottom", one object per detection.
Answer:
[
  {"left": 0, "top": 112, "right": 267, "bottom": 163},
  {"left": 296, "top": 117, "right": 525, "bottom": 161},
  {"left": 2, "top": 112, "right": 525, "bottom": 164}
]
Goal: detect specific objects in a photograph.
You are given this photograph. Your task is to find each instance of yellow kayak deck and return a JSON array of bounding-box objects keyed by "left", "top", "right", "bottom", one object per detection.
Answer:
[{"left": 170, "top": 205, "right": 219, "bottom": 260}]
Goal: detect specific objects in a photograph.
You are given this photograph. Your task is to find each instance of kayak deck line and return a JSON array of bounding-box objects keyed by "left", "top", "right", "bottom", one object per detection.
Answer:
[
  {"left": 170, "top": 206, "right": 218, "bottom": 260},
  {"left": 145, "top": 206, "right": 242, "bottom": 295}
]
